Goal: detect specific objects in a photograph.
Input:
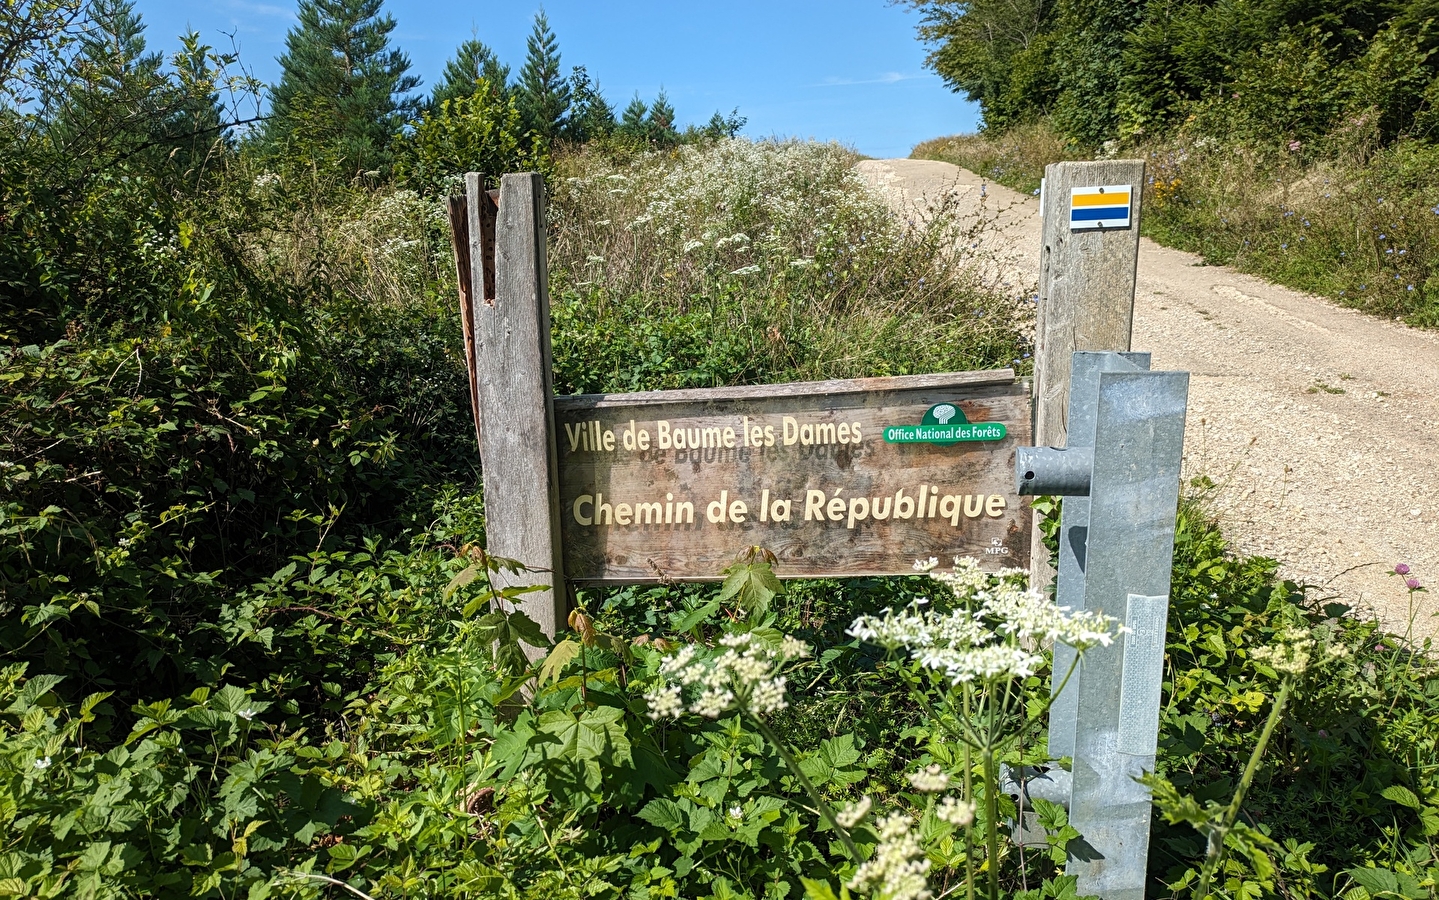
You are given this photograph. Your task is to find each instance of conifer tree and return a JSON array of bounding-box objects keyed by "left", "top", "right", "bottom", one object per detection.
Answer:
[
  {"left": 564, "top": 65, "right": 615, "bottom": 141},
  {"left": 265, "top": 0, "right": 420, "bottom": 173},
  {"left": 647, "top": 88, "right": 676, "bottom": 135},
  {"left": 432, "top": 38, "right": 510, "bottom": 107},
  {"left": 51, "top": 0, "right": 172, "bottom": 162},
  {"left": 515, "top": 10, "right": 570, "bottom": 143},
  {"left": 619, "top": 92, "right": 648, "bottom": 135}
]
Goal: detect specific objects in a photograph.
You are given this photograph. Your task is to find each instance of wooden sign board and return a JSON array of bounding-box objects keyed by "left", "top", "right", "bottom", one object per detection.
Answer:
[{"left": 553, "top": 369, "right": 1031, "bottom": 582}]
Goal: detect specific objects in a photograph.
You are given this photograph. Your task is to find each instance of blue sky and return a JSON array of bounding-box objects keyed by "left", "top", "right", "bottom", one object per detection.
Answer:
[{"left": 131, "top": 0, "right": 980, "bottom": 158}]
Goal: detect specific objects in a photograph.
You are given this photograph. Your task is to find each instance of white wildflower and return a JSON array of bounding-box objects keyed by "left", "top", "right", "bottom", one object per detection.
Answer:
[
  {"left": 728, "top": 805, "right": 744, "bottom": 821},
  {"left": 644, "top": 684, "right": 684, "bottom": 719},
  {"left": 729, "top": 264, "right": 762, "bottom": 276},
  {"left": 936, "top": 796, "right": 975, "bottom": 827},
  {"left": 836, "top": 795, "right": 873, "bottom": 828},
  {"left": 692, "top": 687, "right": 737, "bottom": 718},
  {"left": 1251, "top": 625, "right": 1346, "bottom": 678},
  {"left": 237, "top": 708, "right": 256, "bottom": 721},
  {"left": 913, "top": 557, "right": 940, "bottom": 573},
  {"left": 918, "top": 645, "right": 1045, "bottom": 684},
  {"left": 34, "top": 756, "right": 51, "bottom": 770},
  {"left": 788, "top": 258, "right": 813, "bottom": 268},
  {"left": 645, "top": 631, "right": 806, "bottom": 719},
  {"left": 849, "top": 813, "right": 931, "bottom": 900},
  {"left": 682, "top": 239, "right": 706, "bottom": 254},
  {"left": 780, "top": 636, "right": 810, "bottom": 660},
  {"left": 252, "top": 172, "right": 281, "bottom": 191},
  {"left": 849, "top": 560, "right": 1121, "bottom": 685},
  {"left": 980, "top": 583, "right": 1122, "bottom": 650},
  {"left": 906, "top": 764, "right": 950, "bottom": 792}
]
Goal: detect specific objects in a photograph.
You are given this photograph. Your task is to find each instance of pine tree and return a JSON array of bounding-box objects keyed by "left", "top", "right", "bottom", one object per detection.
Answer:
[
  {"left": 619, "top": 92, "right": 648, "bottom": 135},
  {"left": 564, "top": 65, "right": 614, "bottom": 142},
  {"left": 646, "top": 88, "right": 679, "bottom": 146},
  {"left": 648, "top": 88, "right": 676, "bottom": 132},
  {"left": 265, "top": 0, "right": 420, "bottom": 174},
  {"left": 432, "top": 38, "right": 510, "bottom": 107},
  {"left": 515, "top": 10, "right": 570, "bottom": 143},
  {"left": 51, "top": 0, "right": 170, "bottom": 161}
]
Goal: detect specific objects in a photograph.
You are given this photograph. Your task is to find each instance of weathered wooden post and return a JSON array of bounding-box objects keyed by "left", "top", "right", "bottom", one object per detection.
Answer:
[
  {"left": 1031, "top": 160, "right": 1146, "bottom": 588},
  {"left": 468, "top": 172, "right": 567, "bottom": 639}
]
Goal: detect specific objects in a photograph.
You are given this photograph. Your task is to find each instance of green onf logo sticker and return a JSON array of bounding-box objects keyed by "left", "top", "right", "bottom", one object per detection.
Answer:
[{"left": 883, "top": 403, "right": 1008, "bottom": 446}]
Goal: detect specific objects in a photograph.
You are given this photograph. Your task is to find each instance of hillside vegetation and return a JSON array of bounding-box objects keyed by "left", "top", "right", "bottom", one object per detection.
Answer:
[
  {"left": 905, "top": 0, "right": 1439, "bottom": 324},
  {"left": 5, "top": 2, "right": 1439, "bottom": 899}
]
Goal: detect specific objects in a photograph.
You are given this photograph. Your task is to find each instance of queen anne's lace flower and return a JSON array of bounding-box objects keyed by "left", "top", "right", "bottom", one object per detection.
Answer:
[
  {"left": 645, "top": 631, "right": 810, "bottom": 719},
  {"left": 849, "top": 813, "right": 932, "bottom": 900},
  {"left": 836, "top": 795, "right": 873, "bottom": 828},
  {"left": 935, "top": 796, "right": 975, "bottom": 827},
  {"left": 906, "top": 764, "right": 950, "bottom": 792},
  {"left": 847, "top": 561, "right": 1122, "bottom": 685}
]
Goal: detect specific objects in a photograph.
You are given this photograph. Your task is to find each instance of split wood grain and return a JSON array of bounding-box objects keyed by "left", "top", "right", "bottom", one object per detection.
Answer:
[{"left": 471, "top": 172, "right": 567, "bottom": 639}]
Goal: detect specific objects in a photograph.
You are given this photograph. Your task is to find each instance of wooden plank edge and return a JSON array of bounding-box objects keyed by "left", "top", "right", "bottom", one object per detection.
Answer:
[{"left": 553, "top": 368, "right": 1019, "bottom": 411}]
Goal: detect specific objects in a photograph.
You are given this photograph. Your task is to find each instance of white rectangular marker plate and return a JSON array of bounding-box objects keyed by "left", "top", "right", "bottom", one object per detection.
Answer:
[
  {"left": 1069, "top": 184, "right": 1133, "bottom": 231},
  {"left": 1117, "top": 593, "right": 1168, "bottom": 756}
]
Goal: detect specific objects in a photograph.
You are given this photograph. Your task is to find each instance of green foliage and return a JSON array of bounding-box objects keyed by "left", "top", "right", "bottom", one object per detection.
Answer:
[
  {"left": 431, "top": 38, "right": 511, "bottom": 108},
  {"left": 1139, "top": 133, "right": 1439, "bottom": 324},
  {"left": 399, "top": 85, "right": 530, "bottom": 194},
  {"left": 565, "top": 66, "right": 617, "bottom": 143},
  {"left": 516, "top": 10, "right": 571, "bottom": 146},
  {"left": 907, "top": 0, "right": 1439, "bottom": 149},
  {"left": 263, "top": 0, "right": 421, "bottom": 176}
]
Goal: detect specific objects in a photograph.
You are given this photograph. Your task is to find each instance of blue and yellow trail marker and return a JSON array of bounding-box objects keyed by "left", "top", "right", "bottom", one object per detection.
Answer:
[{"left": 1069, "top": 184, "right": 1132, "bottom": 230}]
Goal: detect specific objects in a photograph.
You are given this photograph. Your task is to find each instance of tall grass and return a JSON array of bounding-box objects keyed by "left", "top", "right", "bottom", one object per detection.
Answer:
[
  {"left": 547, "top": 139, "right": 1033, "bottom": 395},
  {"left": 912, "top": 121, "right": 1439, "bottom": 325},
  {"left": 1142, "top": 134, "right": 1439, "bottom": 325},
  {"left": 911, "top": 124, "right": 1076, "bottom": 196}
]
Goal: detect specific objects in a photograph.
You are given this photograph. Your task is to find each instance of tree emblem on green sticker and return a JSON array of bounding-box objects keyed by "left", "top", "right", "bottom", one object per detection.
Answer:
[{"left": 883, "top": 403, "right": 1008, "bottom": 445}]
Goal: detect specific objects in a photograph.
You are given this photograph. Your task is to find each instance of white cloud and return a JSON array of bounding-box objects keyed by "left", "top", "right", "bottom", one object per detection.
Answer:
[{"left": 814, "top": 72, "right": 933, "bottom": 87}]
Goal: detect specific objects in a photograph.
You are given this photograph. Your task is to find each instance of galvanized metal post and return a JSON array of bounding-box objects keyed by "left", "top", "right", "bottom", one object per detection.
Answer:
[
  {"left": 1047, "top": 351, "right": 1152, "bottom": 761},
  {"left": 1016, "top": 351, "right": 1189, "bottom": 900}
]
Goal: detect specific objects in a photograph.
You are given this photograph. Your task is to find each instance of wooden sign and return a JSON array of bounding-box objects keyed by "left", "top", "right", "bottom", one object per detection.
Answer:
[{"left": 553, "top": 369, "right": 1031, "bottom": 582}]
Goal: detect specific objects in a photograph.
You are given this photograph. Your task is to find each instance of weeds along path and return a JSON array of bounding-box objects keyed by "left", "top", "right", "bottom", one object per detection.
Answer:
[{"left": 858, "top": 158, "right": 1439, "bottom": 633}]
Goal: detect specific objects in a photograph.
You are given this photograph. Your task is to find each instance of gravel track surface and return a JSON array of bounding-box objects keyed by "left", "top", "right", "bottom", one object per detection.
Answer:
[{"left": 857, "top": 158, "right": 1439, "bottom": 632}]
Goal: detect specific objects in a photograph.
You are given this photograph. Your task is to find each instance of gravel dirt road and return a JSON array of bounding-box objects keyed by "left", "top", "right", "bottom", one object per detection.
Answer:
[{"left": 857, "top": 158, "right": 1439, "bottom": 632}]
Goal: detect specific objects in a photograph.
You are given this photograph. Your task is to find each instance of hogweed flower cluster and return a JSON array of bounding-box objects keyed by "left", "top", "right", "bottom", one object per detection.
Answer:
[
  {"left": 906, "top": 763, "right": 950, "bottom": 792},
  {"left": 836, "top": 795, "right": 873, "bottom": 828},
  {"left": 936, "top": 796, "right": 975, "bottom": 827},
  {"left": 644, "top": 632, "right": 810, "bottom": 720},
  {"left": 1251, "top": 626, "right": 1350, "bottom": 678},
  {"left": 849, "top": 813, "right": 932, "bottom": 900},
  {"left": 848, "top": 558, "right": 1122, "bottom": 685}
]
